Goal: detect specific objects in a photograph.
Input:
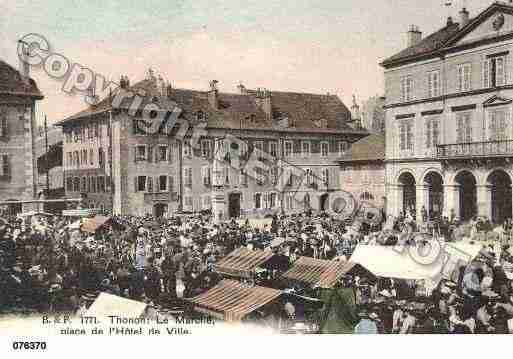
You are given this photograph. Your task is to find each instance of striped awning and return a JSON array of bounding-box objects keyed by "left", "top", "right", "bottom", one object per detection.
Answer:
[
  {"left": 213, "top": 247, "right": 275, "bottom": 279},
  {"left": 187, "top": 279, "right": 282, "bottom": 321},
  {"left": 81, "top": 215, "right": 111, "bottom": 233},
  {"left": 282, "top": 256, "right": 349, "bottom": 289}
]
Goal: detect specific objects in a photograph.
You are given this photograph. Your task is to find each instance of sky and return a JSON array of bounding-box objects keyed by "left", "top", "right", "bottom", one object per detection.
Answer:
[{"left": 0, "top": 0, "right": 500, "bottom": 124}]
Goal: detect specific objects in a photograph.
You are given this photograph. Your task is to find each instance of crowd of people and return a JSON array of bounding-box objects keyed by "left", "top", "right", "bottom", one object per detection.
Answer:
[{"left": 1, "top": 209, "right": 513, "bottom": 334}]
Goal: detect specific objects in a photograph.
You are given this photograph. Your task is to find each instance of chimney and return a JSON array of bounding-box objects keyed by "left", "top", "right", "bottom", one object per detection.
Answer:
[
  {"left": 447, "top": 16, "right": 454, "bottom": 26},
  {"left": 119, "top": 75, "right": 130, "bottom": 89},
  {"left": 237, "top": 82, "right": 248, "bottom": 95},
  {"left": 254, "top": 88, "right": 272, "bottom": 120},
  {"left": 459, "top": 8, "right": 470, "bottom": 27},
  {"left": 350, "top": 94, "right": 360, "bottom": 122},
  {"left": 407, "top": 25, "right": 422, "bottom": 47},
  {"left": 208, "top": 80, "right": 219, "bottom": 110},
  {"left": 166, "top": 83, "right": 173, "bottom": 99}
]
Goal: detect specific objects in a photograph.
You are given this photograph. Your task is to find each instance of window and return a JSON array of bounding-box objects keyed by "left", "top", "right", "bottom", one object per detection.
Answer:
[
  {"left": 400, "top": 75, "right": 414, "bottom": 101},
  {"left": 254, "top": 193, "right": 262, "bottom": 209},
  {"left": 157, "top": 145, "right": 168, "bottom": 162},
  {"left": 484, "top": 56, "right": 506, "bottom": 88},
  {"left": 184, "top": 196, "right": 193, "bottom": 208},
  {"left": 269, "top": 141, "right": 278, "bottom": 157},
  {"left": 254, "top": 140, "right": 264, "bottom": 154},
  {"left": 66, "top": 152, "right": 72, "bottom": 168},
  {"left": 457, "top": 63, "right": 472, "bottom": 91},
  {"left": 285, "top": 194, "right": 294, "bottom": 210},
  {"left": 338, "top": 141, "right": 349, "bottom": 156},
  {"left": 201, "top": 139, "right": 212, "bottom": 158},
  {"left": 91, "top": 177, "right": 97, "bottom": 193},
  {"left": 399, "top": 120, "right": 414, "bottom": 151},
  {"left": 136, "top": 176, "right": 146, "bottom": 192},
  {"left": 240, "top": 170, "right": 248, "bottom": 186},
  {"left": 302, "top": 141, "right": 311, "bottom": 156},
  {"left": 202, "top": 195, "right": 211, "bottom": 209},
  {"left": 320, "top": 142, "right": 329, "bottom": 157},
  {"left": 184, "top": 167, "right": 192, "bottom": 187},
  {"left": 80, "top": 177, "right": 87, "bottom": 193},
  {"left": 0, "top": 155, "right": 9, "bottom": 178},
  {"left": 0, "top": 115, "right": 8, "bottom": 138},
  {"left": 425, "top": 117, "right": 440, "bottom": 149},
  {"left": 183, "top": 141, "right": 191, "bottom": 157},
  {"left": 427, "top": 70, "right": 441, "bottom": 97},
  {"left": 159, "top": 175, "right": 167, "bottom": 191},
  {"left": 456, "top": 112, "right": 472, "bottom": 143},
  {"left": 66, "top": 177, "right": 73, "bottom": 192},
  {"left": 488, "top": 110, "right": 508, "bottom": 141},
  {"left": 135, "top": 145, "right": 147, "bottom": 162},
  {"left": 94, "top": 123, "right": 99, "bottom": 137},
  {"left": 284, "top": 141, "right": 293, "bottom": 157},
  {"left": 98, "top": 176, "right": 105, "bottom": 192},
  {"left": 98, "top": 148, "right": 104, "bottom": 168},
  {"left": 223, "top": 167, "right": 230, "bottom": 185},
  {"left": 322, "top": 168, "right": 329, "bottom": 186},
  {"left": 73, "top": 177, "right": 79, "bottom": 192},
  {"left": 360, "top": 192, "right": 374, "bottom": 201},
  {"left": 305, "top": 168, "right": 313, "bottom": 186},
  {"left": 89, "top": 149, "right": 94, "bottom": 165},
  {"left": 202, "top": 166, "right": 211, "bottom": 186}
]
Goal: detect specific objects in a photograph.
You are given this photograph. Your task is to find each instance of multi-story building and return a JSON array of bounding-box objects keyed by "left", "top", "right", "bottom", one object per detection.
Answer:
[
  {"left": 0, "top": 58, "right": 43, "bottom": 214},
  {"left": 338, "top": 134, "right": 386, "bottom": 210},
  {"left": 361, "top": 95, "right": 386, "bottom": 134},
  {"left": 381, "top": 2, "right": 513, "bottom": 223},
  {"left": 57, "top": 72, "right": 367, "bottom": 217}
]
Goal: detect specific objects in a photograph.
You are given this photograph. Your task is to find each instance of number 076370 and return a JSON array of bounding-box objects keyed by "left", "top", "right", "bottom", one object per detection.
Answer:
[{"left": 12, "top": 341, "right": 47, "bottom": 350}]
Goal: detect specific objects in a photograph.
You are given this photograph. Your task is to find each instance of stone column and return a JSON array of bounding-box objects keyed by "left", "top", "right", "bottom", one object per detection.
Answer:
[
  {"left": 477, "top": 184, "right": 492, "bottom": 220},
  {"left": 212, "top": 139, "right": 226, "bottom": 224},
  {"left": 386, "top": 184, "right": 403, "bottom": 217},
  {"left": 416, "top": 185, "right": 429, "bottom": 222},
  {"left": 443, "top": 184, "right": 460, "bottom": 219}
]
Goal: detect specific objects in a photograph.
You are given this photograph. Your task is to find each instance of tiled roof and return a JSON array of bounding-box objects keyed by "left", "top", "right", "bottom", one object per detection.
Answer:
[
  {"left": 58, "top": 77, "right": 363, "bottom": 134},
  {"left": 339, "top": 133, "right": 385, "bottom": 162},
  {"left": 381, "top": 2, "right": 513, "bottom": 67},
  {"left": 0, "top": 59, "right": 43, "bottom": 98},
  {"left": 381, "top": 22, "right": 461, "bottom": 67},
  {"left": 213, "top": 247, "right": 275, "bottom": 279},
  {"left": 281, "top": 256, "right": 350, "bottom": 289}
]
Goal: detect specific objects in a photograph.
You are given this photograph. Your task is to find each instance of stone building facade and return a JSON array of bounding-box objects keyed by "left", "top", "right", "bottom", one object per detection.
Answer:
[
  {"left": 0, "top": 58, "right": 43, "bottom": 214},
  {"left": 338, "top": 134, "right": 386, "bottom": 210},
  {"left": 57, "top": 73, "right": 367, "bottom": 217},
  {"left": 382, "top": 2, "right": 513, "bottom": 223}
]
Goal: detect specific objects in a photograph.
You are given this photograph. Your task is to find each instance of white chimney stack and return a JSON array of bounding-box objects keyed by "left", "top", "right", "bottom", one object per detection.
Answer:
[
  {"left": 407, "top": 25, "right": 422, "bottom": 48},
  {"left": 18, "top": 42, "right": 30, "bottom": 78},
  {"left": 459, "top": 7, "right": 470, "bottom": 27}
]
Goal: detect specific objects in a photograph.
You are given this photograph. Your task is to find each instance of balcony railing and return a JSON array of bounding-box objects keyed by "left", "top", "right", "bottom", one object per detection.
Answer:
[{"left": 436, "top": 140, "right": 513, "bottom": 159}]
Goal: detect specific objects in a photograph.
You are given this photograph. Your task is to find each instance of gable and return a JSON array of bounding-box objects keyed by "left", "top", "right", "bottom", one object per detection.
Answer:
[
  {"left": 451, "top": 9, "right": 513, "bottom": 46},
  {"left": 483, "top": 94, "right": 512, "bottom": 108}
]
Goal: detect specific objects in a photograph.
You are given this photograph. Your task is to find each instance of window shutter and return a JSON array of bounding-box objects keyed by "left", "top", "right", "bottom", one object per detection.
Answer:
[
  {"left": 465, "top": 114, "right": 472, "bottom": 142},
  {"left": 134, "top": 147, "right": 138, "bottom": 163},
  {"left": 148, "top": 176, "right": 153, "bottom": 192},
  {"left": 426, "top": 120, "right": 431, "bottom": 148},
  {"left": 0, "top": 117, "right": 8, "bottom": 138},
  {"left": 0, "top": 155, "right": 4, "bottom": 176},
  {"left": 483, "top": 59, "right": 490, "bottom": 88},
  {"left": 168, "top": 145, "right": 173, "bottom": 162},
  {"left": 465, "top": 64, "right": 472, "bottom": 90},
  {"left": 134, "top": 177, "right": 138, "bottom": 192},
  {"left": 169, "top": 176, "right": 173, "bottom": 192},
  {"left": 147, "top": 146, "right": 153, "bottom": 163}
]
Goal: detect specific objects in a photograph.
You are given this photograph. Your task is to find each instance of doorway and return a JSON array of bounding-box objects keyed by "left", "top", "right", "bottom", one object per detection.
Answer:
[
  {"left": 229, "top": 193, "right": 241, "bottom": 218},
  {"left": 154, "top": 203, "right": 168, "bottom": 218}
]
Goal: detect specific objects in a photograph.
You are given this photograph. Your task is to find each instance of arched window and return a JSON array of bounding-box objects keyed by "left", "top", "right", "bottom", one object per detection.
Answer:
[{"left": 360, "top": 192, "right": 374, "bottom": 201}]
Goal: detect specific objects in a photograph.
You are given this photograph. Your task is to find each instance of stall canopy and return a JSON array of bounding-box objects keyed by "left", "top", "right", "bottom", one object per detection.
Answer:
[
  {"left": 281, "top": 256, "right": 349, "bottom": 289},
  {"left": 213, "top": 247, "right": 275, "bottom": 279},
  {"left": 85, "top": 292, "right": 148, "bottom": 318},
  {"left": 349, "top": 242, "right": 483, "bottom": 284},
  {"left": 81, "top": 215, "right": 111, "bottom": 233},
  {"left": 187, "top": 279, "right": 282, "bottom": 321}
]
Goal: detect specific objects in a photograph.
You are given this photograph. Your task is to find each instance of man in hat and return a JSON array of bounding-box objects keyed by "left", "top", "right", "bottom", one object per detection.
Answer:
[{"left": 354, "top": 309, "right": 379, "bottom": 334}]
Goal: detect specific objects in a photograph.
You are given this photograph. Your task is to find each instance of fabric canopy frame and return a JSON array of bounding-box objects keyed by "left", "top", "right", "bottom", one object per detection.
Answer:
[
  {"left": 213, "top": 247, "right": 275, "bottom": 279},
  {"left": 187, "top": 279, "right": 282, "bottom": 322},
  {"left": 281, "top": 256, "right": 349, "bottom": 289}
]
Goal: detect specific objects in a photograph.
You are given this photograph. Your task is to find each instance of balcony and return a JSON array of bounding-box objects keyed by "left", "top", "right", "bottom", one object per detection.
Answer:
[
  {"left": 436, "top": 140, "right": 513, "bottom": 159},
  {"left": 143, "top": 192, "right": 177, "bottom": 203}
]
